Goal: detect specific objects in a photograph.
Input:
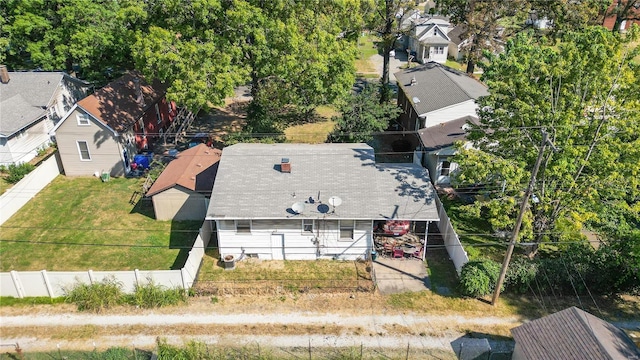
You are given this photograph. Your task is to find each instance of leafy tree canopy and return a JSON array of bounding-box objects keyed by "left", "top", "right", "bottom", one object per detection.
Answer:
[{"left": 452, "top": 27, "right": 640, "bottom": 253}]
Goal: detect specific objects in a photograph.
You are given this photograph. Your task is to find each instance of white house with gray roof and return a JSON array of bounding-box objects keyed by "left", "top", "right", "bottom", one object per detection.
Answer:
[
  {"left": 394, "top": 62, "right": 488, "bottom": 185},
  {"left": 205, "top": 143, "right": 439, "bottom": 261},
  {"left": 0, "top": 66, "right": 90, "bottom": 165}
]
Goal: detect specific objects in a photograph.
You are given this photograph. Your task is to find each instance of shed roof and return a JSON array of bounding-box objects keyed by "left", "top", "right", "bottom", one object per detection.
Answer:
[
  {"left": 77, "top": 71, "right": 166, "bottom": 133},
  {"left": 146, "top": 144, "right": 222, "bottom": 197},
  {"left": 511, "top": 307, "right": 640, "bottom": 360},
  {"left": 417, "top": 116, "right": 478, "bottom": 151},
  {"left": 0, "top": 72, "right": 65, "bottom": 136},
  {"left": 395, "top": 62, "right": 488, "bottom": 116},
  {"left": 206, "top": 143, "right": 439, "bottom": 221}
]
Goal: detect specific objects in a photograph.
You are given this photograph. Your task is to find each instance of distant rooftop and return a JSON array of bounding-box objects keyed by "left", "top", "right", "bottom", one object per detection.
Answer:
[
  {"left": 206, "top": 143, "right": 439, "bottom": 221},
  {"left": 417, "top": 116, "right": 478, "bottom": 151}
]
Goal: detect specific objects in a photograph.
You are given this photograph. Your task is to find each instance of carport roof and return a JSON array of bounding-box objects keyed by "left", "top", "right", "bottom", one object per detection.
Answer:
[{"left": 206, "top": 143, "right": 439, "bottom": 221}]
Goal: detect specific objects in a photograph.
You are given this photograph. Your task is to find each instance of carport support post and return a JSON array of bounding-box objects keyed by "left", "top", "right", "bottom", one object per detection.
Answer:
[
  {"left": 422, "top": 222, "right": 428, "bottom": 262},
  {"left": 492, "top": 131, "right": 550, "bottom": 306}
]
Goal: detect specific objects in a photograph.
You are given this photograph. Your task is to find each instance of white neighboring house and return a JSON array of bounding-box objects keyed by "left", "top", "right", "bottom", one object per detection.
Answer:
[
  {"left": 0, "top": 66, "right": 90, "bottom": 166},
  {"left": 394, "top": 62, "right": 489, "bottom": 185},
  {"left": 205, "top": 143, "right": 439, "bottom": 261},
  {"left": 447, "top": 24, "right": 468, "bottom": 61},
  {"left": 404, "top": 16, "right": 452, "bottom": 64}
]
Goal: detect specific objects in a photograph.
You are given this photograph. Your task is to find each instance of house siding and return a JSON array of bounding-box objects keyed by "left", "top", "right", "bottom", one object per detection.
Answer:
[
  {"left": 422, "top": 100, "right": 478, "bottom": 128},
  {"left": 55, "top": 108, "right": 126, "bottom": 176},
  {"left": 152, "top": 186, "right": 208, "bottom": 221},
  {"left": 396, "top": 88, "right": 420, "bottom": 131},
  {"left": 0, "top": 118, "right": 51, "bottom": 165},
  {"left": 215, "top": 219, "right": 372, "bottom": 260}
]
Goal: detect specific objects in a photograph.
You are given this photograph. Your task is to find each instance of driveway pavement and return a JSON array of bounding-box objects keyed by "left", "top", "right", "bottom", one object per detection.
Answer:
[{"left": 368, "top": 50, "right": 409, "bottom": 82}]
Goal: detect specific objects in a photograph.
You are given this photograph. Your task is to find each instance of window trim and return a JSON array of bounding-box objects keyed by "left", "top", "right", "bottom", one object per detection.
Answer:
[
  {"left": 76, "top": 140, "right": 91, "bottom": 161},
  {"left": 441, "top": 160, "right": 451, "bottom": 176},
  {"left": 303, "top": 219, "right": 314, "bottom": 234},
  {"left": 76, "top": 113, "right": 90, "bottom": 126},
  {"left": 339, "top": 220, "right": 355, "bottom": 241},
  {"left": 235, "top": 220, "right": 251, "bottom": 234}
]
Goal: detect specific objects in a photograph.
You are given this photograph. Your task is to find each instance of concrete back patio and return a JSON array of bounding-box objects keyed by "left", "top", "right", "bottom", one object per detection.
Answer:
[{"left": 372, "top": 257, "right": 430, "bottom": 295}]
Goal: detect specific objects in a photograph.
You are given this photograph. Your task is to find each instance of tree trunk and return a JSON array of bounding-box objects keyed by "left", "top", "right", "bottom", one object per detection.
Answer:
[
  {"left": 465, "top": 59, "right": 475, "bottom": 74},
  {"left": 379, "top": 0, "right": 395, "bottom": 104}
]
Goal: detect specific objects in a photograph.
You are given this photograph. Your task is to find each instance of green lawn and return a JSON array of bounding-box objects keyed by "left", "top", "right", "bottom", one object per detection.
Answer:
[
  {"left": 0, "top": 177, "right": 10, "bottom": 196},
  {"left": 355, "top": 33, "right": 379, "bottom": 74},
  {"left": 284, "top": 105, "right": 339, "bottom": 144},
  {"left": 0, "top": 176, "right": 200, "bottom": 271}
]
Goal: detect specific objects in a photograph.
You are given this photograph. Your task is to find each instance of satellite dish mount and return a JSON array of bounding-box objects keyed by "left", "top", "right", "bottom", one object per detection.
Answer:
[{"left": 328, "top": 196, "right": 342, "bottom": 214}]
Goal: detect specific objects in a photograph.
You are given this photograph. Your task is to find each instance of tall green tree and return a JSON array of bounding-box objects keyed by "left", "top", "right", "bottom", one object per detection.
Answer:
[
  {"left": 364, "top": 0, "right": 415, "bottom": 102},
  {"left": 452, "top": 27, "right": 640, "bottom": 255},
  {"left": 329, "top": 84, "right": 402, "bottom": 143},
  {"left": 2, "top": 0, "right": 144, "bottom": 81},
  {"left": 606, "top": 0, "right": 640, "bottom": 33},
  {"left": 435, "top": 0, "right": 526, "bottom": 74}
]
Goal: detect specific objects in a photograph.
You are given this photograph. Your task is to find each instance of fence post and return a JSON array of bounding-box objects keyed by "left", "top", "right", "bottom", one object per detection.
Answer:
[
  {"left": 180, "top": 267, "right": 189, "bottom": 293},
  {"left": 134, "top": 269, "right": 141, "bottom": 286},
  {"left": 9, "top": 270, "right": 24, "bottom": 298},
  {"left": 41, "top": 270, "right": 54, "bottom": 298},
  {"left": 88, "top": 269, "right": 95, "bottom": 284}
]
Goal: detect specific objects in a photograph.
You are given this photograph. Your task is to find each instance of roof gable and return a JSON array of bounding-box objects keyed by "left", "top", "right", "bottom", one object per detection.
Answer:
[
  {"left": 77, "top": 71, "right": 167, "bottom": 133},
  {"left": 395, "top": 62, "right": 488, "bottom": 116},
  {"left": 417, "top": 24, "right": 450, "bottom": 44},
  {"left": 146, "top": 144, "right": 222, "bottom": 197},
  {"left": 418, "top": 116, "right": 478, "bottom": 150},
  {"left": 0, "top": 72, "right": 65, "bottom": 136},
  {"left": 511, "top": 307, "right": 640, "bottom": 360}
]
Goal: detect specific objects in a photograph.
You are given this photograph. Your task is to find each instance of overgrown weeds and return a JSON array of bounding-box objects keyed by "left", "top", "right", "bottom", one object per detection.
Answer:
[{"left": 64, "top": 277, "right": 186, "bottom": 312}]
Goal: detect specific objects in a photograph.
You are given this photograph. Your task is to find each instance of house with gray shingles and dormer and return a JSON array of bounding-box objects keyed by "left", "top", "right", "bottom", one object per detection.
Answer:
[
  {"left": 205, "top": 143, "right": 439, "bottom": 261},
  {"left": 0, "top": 66, "right": 90, "bottom": 166},
  {"left": 394, "top": 62, "right": 488, "bottom": 185}
]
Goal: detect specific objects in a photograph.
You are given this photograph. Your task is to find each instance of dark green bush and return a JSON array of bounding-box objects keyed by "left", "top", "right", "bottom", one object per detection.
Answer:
[
  {"left": 64, "top": 277, "right": 124, "bottom": 312},
  {"left": 505, "top": 257, "right": 538, "bottom": 294},
  {"left": 458, "top": 259, "right": 501, "bottom": 297},
  {"left": 129, "top": 279, "right": 186, "bottom": 308},
  {"left": 6, "top": 162, "right": 36, "bottom": 183}
]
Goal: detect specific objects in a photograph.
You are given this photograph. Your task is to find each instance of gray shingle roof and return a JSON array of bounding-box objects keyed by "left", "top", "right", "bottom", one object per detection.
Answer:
[
  {"left": 206, "top": 143, "right": 439, "bottom": 221},
  {"left": 511, "top": 307, "right": 640, "bottom": 360},
  {"left": 417, "top": 116, "right": 478, "bottom": 150},
  {"left": 395, "top": 62, "right": 489, "bottom": 116},
  {"left": 0, "top": 72, "right": 65, "bottom": 136}
]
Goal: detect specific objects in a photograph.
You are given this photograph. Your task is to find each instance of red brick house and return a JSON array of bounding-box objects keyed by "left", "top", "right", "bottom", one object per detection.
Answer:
[{"left": 603, "top": 0, "right": 640, "bottom": 31}]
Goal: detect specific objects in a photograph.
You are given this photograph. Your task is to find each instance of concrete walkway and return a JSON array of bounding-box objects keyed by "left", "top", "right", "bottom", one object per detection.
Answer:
[{"left": 373, "top": 257, "right": 430, "bottom": 295}]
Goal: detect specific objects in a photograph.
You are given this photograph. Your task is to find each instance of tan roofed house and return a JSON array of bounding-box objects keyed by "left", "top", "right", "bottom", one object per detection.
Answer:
[{"left": 147, "top": 144, "right": 221, "bottom": 221}]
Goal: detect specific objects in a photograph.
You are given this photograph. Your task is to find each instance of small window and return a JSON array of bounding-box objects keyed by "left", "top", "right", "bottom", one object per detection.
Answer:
[
  {"left": 77, "top": 141, "right": 91, "bottom": 161},
  {"left": 236, "top": 220, "right": 251, "bottom": 233},
  {"left": 77, "top": 113, "right": 90, "bottom": 126},
  {"left": 155, "top": 104, "right": 162, "bottom": 124},
  {"left": 303, "top": 219, "right": 313, "bottom": 233},
  {"left": 339, "top": 220, "right": 354, "bottom": 240},
  {"left": 441, "top": 160, "right": 451, "bottom": 176}
]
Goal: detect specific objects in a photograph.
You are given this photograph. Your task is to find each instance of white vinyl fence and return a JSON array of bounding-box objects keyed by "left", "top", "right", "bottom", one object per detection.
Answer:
[
  {"left": 0, "top": 221, "right": 212, "bottom": 298},
  {"left": 434, "top": 195, "right": 469, "bottom": 274},
  {"left": 0, "top": 155, "right": 61, "bottom": 225}
]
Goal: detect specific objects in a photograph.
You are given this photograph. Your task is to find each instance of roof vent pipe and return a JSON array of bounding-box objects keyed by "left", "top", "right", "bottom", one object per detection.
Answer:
[
  {"left": 280, "top": 158, "right": 291, "bottom": 173},
  {"left": 410, "top": 76, "right": 417, "bottom": 86}
]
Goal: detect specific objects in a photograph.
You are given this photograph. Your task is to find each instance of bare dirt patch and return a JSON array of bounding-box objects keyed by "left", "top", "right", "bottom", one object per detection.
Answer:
[{"left": 191, "top": 102, "right": 249, "bottom": 147}]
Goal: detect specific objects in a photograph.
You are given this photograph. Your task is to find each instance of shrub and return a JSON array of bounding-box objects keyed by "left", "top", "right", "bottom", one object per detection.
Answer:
[
  {"left": 129, "top": 279, "right": 186, "bottom": 308},
  {"left": 458, "top": 259, "right": 501, "bottom": 297},
  {"left": 6, "top": 162, "right": 36, "bottom": 183},
  {"left": 505, "top": 257, "right": 538, "bottom": 294},
  {"left": 64, "top": 277, "right": 124, "bottom": 312}
]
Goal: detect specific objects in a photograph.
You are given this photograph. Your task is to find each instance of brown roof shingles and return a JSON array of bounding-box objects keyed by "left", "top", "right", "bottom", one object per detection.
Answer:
[
  {"left": 146, "top": 144, "right": 222, "bottom": 197},
  {"left": 511, "top": 307, "right": 640, "bottom": 360},
  {"left": 78, "top": 71, "right": 167, "bottom": 133}
]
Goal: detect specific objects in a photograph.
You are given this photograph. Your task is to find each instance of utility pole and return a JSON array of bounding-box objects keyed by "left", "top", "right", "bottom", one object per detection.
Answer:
[{"left": 492, "top": 130, "right": 553, "bottom": 306}]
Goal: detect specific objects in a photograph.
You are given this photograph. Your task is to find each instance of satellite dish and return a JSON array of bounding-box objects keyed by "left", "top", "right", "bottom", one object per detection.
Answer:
[
  {"left": 291, "top": 202, "right": 306, "bottom": 214},
  {"left": 328, "top": 196, "right": 342, "bottom": 207}
]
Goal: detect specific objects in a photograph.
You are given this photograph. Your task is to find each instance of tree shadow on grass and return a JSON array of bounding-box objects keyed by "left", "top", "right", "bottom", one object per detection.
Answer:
[{"left": 169, "top": 220, "right": 200, "bottom": 270}]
